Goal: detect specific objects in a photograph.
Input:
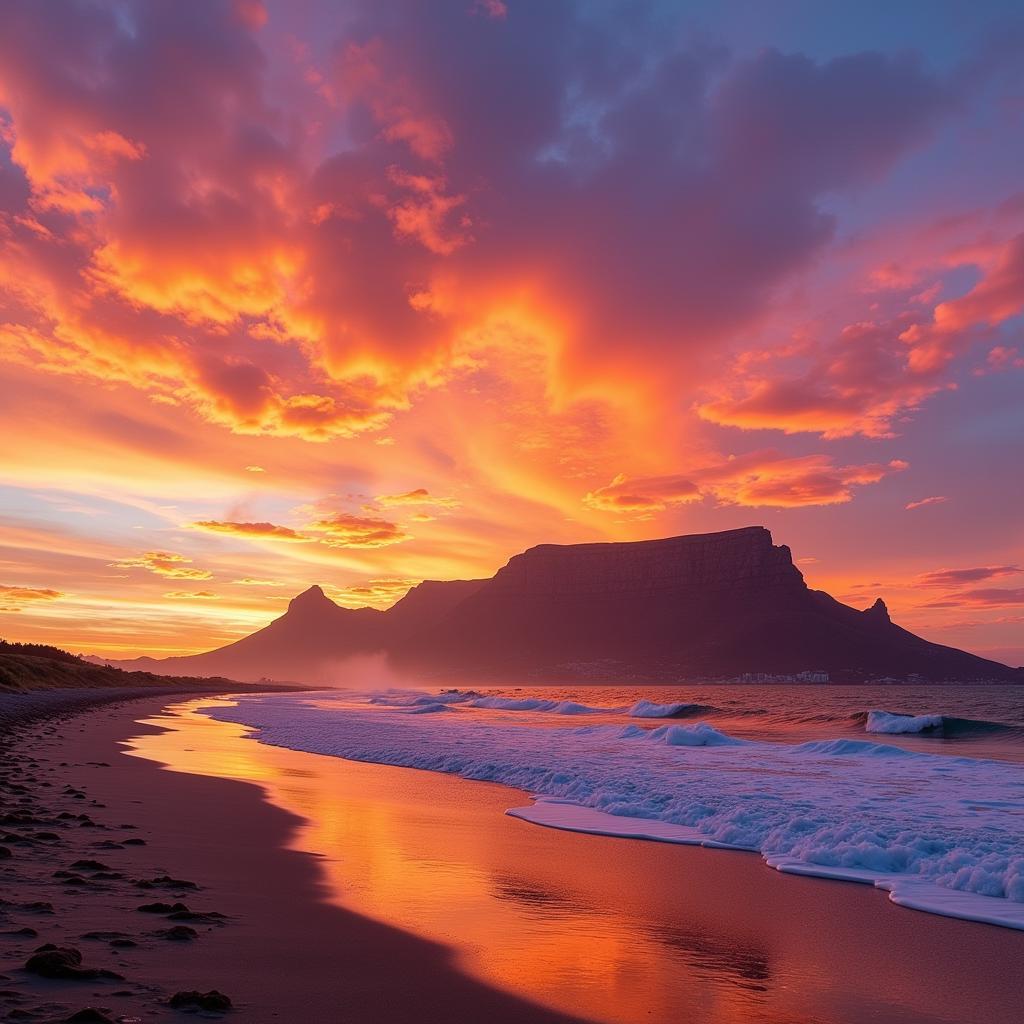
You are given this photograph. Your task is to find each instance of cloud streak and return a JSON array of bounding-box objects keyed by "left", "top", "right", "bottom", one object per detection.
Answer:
[{"left": 586, "top": 453, "right": 907, "bottom": 514}]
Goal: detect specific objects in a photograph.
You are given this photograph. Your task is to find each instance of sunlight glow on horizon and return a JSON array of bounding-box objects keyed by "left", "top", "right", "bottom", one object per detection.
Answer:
[{"left": 0, "top": 1, "right": 1022, "bottom": 661}]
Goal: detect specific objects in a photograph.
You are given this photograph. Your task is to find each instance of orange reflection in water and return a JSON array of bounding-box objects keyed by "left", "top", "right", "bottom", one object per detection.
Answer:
[{"left": 126, "top": 698, "right": 1024, "bottom": 1024}]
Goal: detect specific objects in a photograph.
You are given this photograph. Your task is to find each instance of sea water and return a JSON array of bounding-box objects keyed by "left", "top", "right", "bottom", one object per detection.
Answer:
[{"left": 203, "top": 683, "right": 1024, "bottom": 931}]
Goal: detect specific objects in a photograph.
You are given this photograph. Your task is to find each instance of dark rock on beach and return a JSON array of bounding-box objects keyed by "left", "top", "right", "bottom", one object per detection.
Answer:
[
  {"left": 169, "top": 989, "right": 232, "bottom": 1011},
  {"left": 24, "top": 944, "right": 124, "bottom": 981},
  {"left": 65, "top": 1009, "right": 117, "bottom": 1023},
  {"left": 151, "top": 925, "right": 198, "bottom": 941}
]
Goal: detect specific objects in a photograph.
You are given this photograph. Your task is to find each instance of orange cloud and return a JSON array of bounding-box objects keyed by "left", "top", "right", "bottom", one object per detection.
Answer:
[
  {"left": 163, "top": 590, "right": 219, "bottom": 600},
  {"left": 697, "top": 320, "right": 947, "bottom": 440},
  {"left": 386, "top": 168, "right": 471, "bottom": 255},
  {"left": 699, "top": 231, "right": 1024, "bottom": 440},
  {"left": 375, "top": 487, "right": 460, "bottom": 509},
  {"left": 903, "top": 233, "right": 1024, "bottom": 373},
  {"left": 928, "top": 588, "right": 1024, "bottom": 608},
  {"left": 306, "top": 513, "right": 411, "bottom": 548},
  {"left": 0, "top": 585, "right": 63, "bottom": 611},
  {"left": 325, "top": 577, "right": 420, "bottom": 608},
  {"left": 983, "top": 346, "right": 1024, "bottom": 372},
  {"left": 586, "top": 454, "right": 906, "bottom": 513},
  {"left": 111, "top": 552, "right": 214, "bottom": 580},
  {"left": 905, "top": 495, "right": 947, "bottom": 511},
  {"left": 917, "top": 566, "right": 1022, "bottom": 588},
  {"left": 337, "top": 39, "right": 453, "bottom": 161},
  {"left": 191, "top": 521, "right": 310, "bottom": 542},
  {"left": 584, "top": 474, "right": 700, "bottom": 513}
]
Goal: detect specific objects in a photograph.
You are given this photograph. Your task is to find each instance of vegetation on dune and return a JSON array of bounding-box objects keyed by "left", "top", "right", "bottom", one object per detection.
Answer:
[{"left": 0, "top": 639, "right": 236, "bottom": 692}]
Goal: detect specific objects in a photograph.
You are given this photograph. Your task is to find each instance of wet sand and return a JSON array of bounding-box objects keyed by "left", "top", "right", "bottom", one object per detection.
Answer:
[
  {"left": 0, "top": 695, "right": 585, "bottom": 1023},
  {"left": 130, "top": 696, "right": 1024, "bottom": 1024},
  {"left": 3, "top": 693, "right": 1024, "bottom": 1024}
]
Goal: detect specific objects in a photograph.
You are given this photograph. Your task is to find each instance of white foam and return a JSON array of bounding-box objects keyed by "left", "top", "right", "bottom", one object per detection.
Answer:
[
  {"left": 205, "top": 694, "right": 1024, "bottom": 930},
  {"left": 648, "top": 722, "right": 747, "bottom": 746},
  {"left": 466, "top": 695, "right": 605, "bottom": 714},
  {"left": 628, "top": 699, "right": 708, "bottom": 718},
  {"left": 866, "top": 710, "right": 944, "bottom": 734}
]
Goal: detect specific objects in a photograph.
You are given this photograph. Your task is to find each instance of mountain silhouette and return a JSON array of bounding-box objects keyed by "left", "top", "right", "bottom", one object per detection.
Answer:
[{"left": 95, "top": 527, "right": 1020, "bottom": 684}]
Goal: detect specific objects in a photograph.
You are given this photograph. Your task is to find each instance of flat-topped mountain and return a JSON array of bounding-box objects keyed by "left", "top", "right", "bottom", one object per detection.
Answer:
[{"left": 95, "top": 527, "right": 1021, "bottom": 684}]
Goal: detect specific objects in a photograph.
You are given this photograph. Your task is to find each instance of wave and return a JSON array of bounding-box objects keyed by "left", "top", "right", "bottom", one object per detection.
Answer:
[
  {"left": 647, "top": 723, "right": 748, "bottom": 747},
  {"left": 860, "top": 709, "right": 1018, "bottom": 738},
  {"left": 204, "top": 694, "right": 1024, "bottom": 931},
  {"left": 365, "top": 691, "right": 1021, "bottom": 739},
  {"left": 466, "top": 695, "right": 606, "bottom": 714},
  {"left": 628, "top": 699, "right": 718, "bottom": 719}
]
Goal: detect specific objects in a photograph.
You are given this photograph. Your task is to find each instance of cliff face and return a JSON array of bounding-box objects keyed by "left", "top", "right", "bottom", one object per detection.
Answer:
[
  {"left": 103, "top": 527, "right": 1021, "bottom": 684},
  {"left": 488, "top": 527, "right": 804, "bottom": 599}
]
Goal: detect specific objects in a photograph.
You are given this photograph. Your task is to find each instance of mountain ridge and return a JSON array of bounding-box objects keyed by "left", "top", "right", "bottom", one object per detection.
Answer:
[{"left": 91, "top": 526, "right": 1021, "bottom": 685}]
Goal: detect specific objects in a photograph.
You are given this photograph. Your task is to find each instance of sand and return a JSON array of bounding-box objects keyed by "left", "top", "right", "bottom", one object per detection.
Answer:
[
  {"left": 3, "top": 691, "right": 1024, "bottom": 1024},
  {"left": 0, "top": 694, "right": 584, "bottom": 1023}
]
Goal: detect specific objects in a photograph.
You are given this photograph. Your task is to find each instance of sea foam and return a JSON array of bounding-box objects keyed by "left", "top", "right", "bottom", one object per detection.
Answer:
[
  {"left": 628, "top": 699, "right": 715, "bottom": 718},
  {"left": 865, "top": 710, "right": 944, "bottom": 734},
  {"left": 205, "top": 693, "right": 1024, "bottom": 930}
]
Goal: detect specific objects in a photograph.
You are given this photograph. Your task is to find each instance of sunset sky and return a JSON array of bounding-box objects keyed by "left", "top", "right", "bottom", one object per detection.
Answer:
[{"left": 1, "top": 0, "right": 1023, "bottom": 663}]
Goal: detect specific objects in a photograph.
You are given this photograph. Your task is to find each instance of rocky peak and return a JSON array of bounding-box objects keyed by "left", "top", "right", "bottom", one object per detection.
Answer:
[
  {"left": 863, "top": 597, "right": 891, "bottom": 624},
  {"left": 287, "top": 585, "right": 336, "bottom": 614}
]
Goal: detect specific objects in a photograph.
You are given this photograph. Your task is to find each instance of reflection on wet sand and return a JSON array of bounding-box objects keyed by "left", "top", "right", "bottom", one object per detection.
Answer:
[{"left": 126, "top": 698, "right": 1024, "bottom": 1024}]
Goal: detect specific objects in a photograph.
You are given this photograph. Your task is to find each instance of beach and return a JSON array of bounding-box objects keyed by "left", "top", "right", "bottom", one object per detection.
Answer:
[
  {"left": 3, "top": 691, "right": 1023, "bottom": 1024},
  {"left": 1, "top": 693, "right": 584, "bottom": 1023}
]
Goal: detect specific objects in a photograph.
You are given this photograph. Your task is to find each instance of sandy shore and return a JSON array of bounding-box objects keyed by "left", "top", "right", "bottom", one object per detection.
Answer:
[
  {"left": 0, "top": 694, "right": 586, "bottom": 1023},
  {"left": 4, "top": 692, "right": 1024, "bottom": 1024}
]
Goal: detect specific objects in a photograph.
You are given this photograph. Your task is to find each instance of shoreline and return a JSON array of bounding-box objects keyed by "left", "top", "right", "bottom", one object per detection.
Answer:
[
  {"left": 130, "top": 695, "right": 1024, "bottom": 1024},
  {"left": 4, "top": 690, "right": 1024, "bottom": 1023},
  {"left": 0, "top": 683, "right": 307, "bottom": 729},
  {"left": 0, "top": 693, "right": 587, "bottom": 1023}
]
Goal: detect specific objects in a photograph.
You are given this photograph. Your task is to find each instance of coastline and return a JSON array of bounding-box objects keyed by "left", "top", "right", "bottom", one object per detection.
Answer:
[
  {"left": 0, "top": 693, "right": 587, "bottom": 1023},
  {"left": 129, "top": 695, "right": 1024, "bottom": 1024},
  {"left": 4, "top": 690, "right": 1024, "bottom": 1023}
]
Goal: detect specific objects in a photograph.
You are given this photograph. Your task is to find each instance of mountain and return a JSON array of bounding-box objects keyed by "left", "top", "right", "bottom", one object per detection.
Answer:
[{"left": 94, "top": 527, "right": 1022, "bottom": 684}]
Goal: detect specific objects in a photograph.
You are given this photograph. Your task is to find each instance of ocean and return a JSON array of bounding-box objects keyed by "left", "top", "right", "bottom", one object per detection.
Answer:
[{"left": 194, "top": 682, "right": 1024, "bottom": 928}]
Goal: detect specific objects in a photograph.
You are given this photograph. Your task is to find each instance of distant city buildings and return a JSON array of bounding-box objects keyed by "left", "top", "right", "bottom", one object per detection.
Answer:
[{"left": 737, "top": 670, "right": 830, "bottom": 683}]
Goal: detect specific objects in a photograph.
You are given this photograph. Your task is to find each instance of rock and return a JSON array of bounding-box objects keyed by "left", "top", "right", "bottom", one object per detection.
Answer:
[
  {"left": 0, "top": 928, "right": 37, "bottom": 938},
  {"left": 65, "top": 1009, "right": 116, "bottom": 1023},
  {"left": 167, "top": 909, "right": 225, "bottom": 922},
  {"left": 136, "top": 902, "right": 188, "bottom": 914},
  {"left": 53, "top": 871, "right": 91, "bottom": 885},
  {"left": 134, "top": 875, "right": 197, "bottom": 890},
  {"left": 70, "top": 859, "right": 111, "bottom": 871},
  {"left": 152, "top": 925, "right": 198, "bottom": 941},
  {"left": 0, "top": 846, "right": 11, "bottom": 859},
  {"left": 169, "top": 990, "right": 232, "bottom": 1012},
  {"left": 24, "top": 944, "right": 124, "bottom": 981}
]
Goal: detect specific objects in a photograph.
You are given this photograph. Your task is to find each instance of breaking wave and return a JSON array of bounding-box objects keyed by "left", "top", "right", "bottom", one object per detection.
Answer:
[
  {"left": 206, "top": 693, "right": 1024, "bottom": 931},
  {"left": 859, "top": 709, "right": 1018, "bottom": 738},
  {"left": 628, "top": 699, "right": 719, "bottom": 719}
]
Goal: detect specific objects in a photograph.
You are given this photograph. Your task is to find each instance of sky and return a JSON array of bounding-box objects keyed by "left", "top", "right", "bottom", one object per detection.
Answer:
[{"left": 0, "top": 0, "right": 1023, "bottom": 664}]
